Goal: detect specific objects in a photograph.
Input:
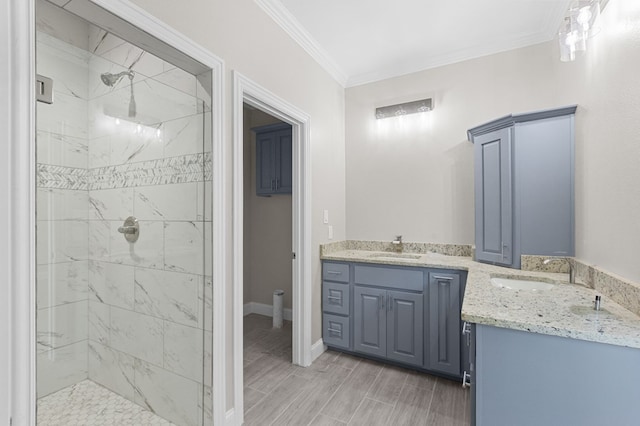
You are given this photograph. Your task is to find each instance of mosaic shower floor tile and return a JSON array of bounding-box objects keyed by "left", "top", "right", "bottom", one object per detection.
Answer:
[{"left": 37, "top": 379, "right": 175, "bottom": 426}]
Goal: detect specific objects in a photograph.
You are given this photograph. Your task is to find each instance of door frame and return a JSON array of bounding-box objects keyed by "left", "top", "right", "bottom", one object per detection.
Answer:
[
  {"left": 2, "top": 0, "right": 226, "bottom": 424},
  {"left": 231, "top": 71, "right": 312, "bottom": 424}
]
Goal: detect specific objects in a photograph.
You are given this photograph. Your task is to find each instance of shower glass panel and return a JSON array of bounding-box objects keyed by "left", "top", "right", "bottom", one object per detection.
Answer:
[{"left": 35, "top": 2, "right": 213, "bottom": 425}]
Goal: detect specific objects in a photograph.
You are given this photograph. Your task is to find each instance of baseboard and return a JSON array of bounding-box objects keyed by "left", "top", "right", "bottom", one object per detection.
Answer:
[
  {"left": 243, "top": 302, "right": 292, "bottom": 321},
  {"left": 311, "top": 338, "right": 327, "bottom": 362}
]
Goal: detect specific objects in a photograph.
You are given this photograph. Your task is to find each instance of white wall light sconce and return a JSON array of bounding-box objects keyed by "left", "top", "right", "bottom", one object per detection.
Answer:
[
  {"left": 559, "top": 0, "right": 602, "bottom": 62},
  {"left": 375, "top": 98, "right": 433, "bottom": 119}
]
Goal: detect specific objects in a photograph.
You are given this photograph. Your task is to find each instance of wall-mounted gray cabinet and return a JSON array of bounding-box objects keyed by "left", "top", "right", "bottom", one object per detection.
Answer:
[
  {"left": 468, "top": 106, "right": 577, "bottom": 269},
  {"left": 253, "top": 122, "right": 292, "bottom": 196},
  {"left": 322, "top": 260, "right": 466, "bottom": 378}
]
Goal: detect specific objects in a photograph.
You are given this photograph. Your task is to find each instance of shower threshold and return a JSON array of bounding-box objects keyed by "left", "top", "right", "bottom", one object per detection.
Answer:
[{"left": 37, "top": 380, "right": 175, "bottom": 425}]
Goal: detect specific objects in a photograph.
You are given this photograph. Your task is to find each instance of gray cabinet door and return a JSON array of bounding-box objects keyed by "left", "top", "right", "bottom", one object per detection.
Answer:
[
  {"left": 256, "top": 132, "right": 276, "bottom": 195},
  {"left": 427, "top": 273, "right": 461, "bottom": 376},
  {"left": 386, "top": 290, "right": 423, "bottom": 367},
  {"left": 474, "top": 127, "right": 512, "bottom": 266},
  {"left": 353, "top": 286, "right": 386, "bottom": 358}
]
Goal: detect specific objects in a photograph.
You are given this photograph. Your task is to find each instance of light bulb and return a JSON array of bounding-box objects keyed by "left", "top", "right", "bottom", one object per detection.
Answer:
[{"left": 395, "top": 107, "right": 406, "bottom": 116}]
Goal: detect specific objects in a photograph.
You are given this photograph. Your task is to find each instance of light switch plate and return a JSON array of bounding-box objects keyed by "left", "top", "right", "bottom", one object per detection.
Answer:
[
  {"left": 323, "top": 209, "right": 329, "bottom": 224},
  {"left": 328, "top": 225, "right": 333, "bottom": 239}
]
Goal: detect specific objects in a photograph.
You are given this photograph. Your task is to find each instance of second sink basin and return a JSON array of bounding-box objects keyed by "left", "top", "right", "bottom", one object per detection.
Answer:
[
  {"left": 491, "top": 277, "right": 556, "bottom": 291},
  {"left": 368, "top": 253, "right": 422, "bottom": 260}
]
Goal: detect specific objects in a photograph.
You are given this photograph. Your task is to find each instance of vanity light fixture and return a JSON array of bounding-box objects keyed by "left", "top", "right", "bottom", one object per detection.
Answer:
[
  {"left": 375, "top": 98, "right": 433, "bottom": 119},
  {"left": 558, "top": 0, "right": 601, "bottom": 62}
]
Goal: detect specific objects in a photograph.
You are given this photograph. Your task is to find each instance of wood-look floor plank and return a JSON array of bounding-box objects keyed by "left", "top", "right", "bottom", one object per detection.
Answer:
[
  {"left": 243, "top": 386, "right": 267, "bottom": 413},
  {"left": 405, "top": 369, "right": 438, "bottom": 390},
  {"left": 320, "top": 359, "right": 382, "bottom": 423},
  {"left": 388, "top": 383, "right": 433, "bottom": 425},
  {"left": 348, "top": 398, "right": 395, "bottom": 426},
  {"left": 366, "top": 365, "right": 408, "bottom": 405},
  {"left": 243, "top": 374, "right": 311, "bottom": 426},
  {"left": 273, "top": 365, "right": 351, "bottom": 425},
  {"left": 309, "top": 414, "right": 347, "bottom": 426},
  {"left": 426, "top": 378, "right": 470, "bottom": 426}
]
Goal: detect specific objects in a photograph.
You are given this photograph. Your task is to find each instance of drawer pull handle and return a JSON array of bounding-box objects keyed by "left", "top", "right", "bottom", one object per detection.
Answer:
[
  {"left": 327, "top": 295, "right": 342, "bottom": 301},
  {"left": 433, "top": 275, "right": 453, "bottom": 281},
  {"left": 326, "top": 271, "right": 342, "bottom": 275},
  {"left": 327, "top": 328, "right": 342, "bottom": 335},
  {"left": 462, "top": 371, "right": 471, "bottom": 388}
]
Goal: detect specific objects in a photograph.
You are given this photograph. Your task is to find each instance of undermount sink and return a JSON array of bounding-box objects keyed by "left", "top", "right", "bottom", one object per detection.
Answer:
[
  {"left": 490, "top": 277, "right": 556, "bottom": 291},
  {"left": 368, "top": 253, "right": 422, "bottom": 260}
]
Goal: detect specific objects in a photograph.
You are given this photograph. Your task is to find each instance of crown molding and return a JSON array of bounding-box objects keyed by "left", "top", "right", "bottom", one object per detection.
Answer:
[{"left": 254, "top": 0, "right": 348, "bottom": 87}]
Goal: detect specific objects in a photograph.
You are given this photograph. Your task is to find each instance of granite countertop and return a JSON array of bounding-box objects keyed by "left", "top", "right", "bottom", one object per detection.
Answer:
[{"left": 321, "top": 248, "right": 640, "bottom": 350}]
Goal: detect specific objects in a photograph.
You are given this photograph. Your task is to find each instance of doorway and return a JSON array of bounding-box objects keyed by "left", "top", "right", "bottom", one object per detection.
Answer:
[{"left": 232, "top": 72, "right": 312, "bottom": 424}]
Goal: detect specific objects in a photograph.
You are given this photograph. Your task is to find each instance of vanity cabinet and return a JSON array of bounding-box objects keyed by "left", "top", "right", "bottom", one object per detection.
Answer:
[
  {"left": 473, "top": 324, "right": 640, "bottom": 425},
  {"left": 468, "top": 106, "right": 576, "bottom": 269},
  {"left": 322, "top": 260, "right": 466, "bottom": 377},
  {"left": 353, "top": 286, "right": 424, "bottom": 367},
  {"left": 253, "top": 123, "right": 292, "bottom": 196},
  {"left": 427, "top": 272, "right": 461, "bottom": 376}
]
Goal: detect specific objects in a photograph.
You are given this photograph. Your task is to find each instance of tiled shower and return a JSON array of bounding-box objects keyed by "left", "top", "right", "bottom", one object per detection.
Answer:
[{"left": 35, "top": 2, "right": 213, "bottom": 425}]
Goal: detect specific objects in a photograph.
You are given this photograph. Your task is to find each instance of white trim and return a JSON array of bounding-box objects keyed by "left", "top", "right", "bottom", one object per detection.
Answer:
[
  {"left": 5, "top": 0, "right": 37, "bottom": 425},
  {"left": 226, "top": 408, "right": 236, "bottom": 424},
  {"left": 311, "top": 339, "right": 327, "bottom": 362},
  {"left": 243, "top": 302, "right": 293, "bottom": 321},
  {"left": 233, "top": 71, "right": 312, "bottom": 426},
  {"left": 8, "top": 1, "right": 226, "bottom": 424},
  {"left": 254, "top": 0, "right": 348, "bottom": 87}
]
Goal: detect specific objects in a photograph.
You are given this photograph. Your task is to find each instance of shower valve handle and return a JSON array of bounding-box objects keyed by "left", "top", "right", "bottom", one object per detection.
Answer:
[
  {"left": 117, "top": 226, "right": 137, "bottom": 234},
  {"left": 118, "top": 216, "right": 140, "bottom": 243}
]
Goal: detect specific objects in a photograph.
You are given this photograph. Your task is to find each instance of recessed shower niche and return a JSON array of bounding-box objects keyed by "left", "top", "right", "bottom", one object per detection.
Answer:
[{"left": 35, "top": 0, "right": 213, "bottom": 424}]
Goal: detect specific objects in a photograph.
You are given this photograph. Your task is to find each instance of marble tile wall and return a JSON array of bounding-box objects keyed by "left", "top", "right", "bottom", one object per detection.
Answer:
[
  {"left": 36, "top": 21, "right": 213, "bottom": 425},
  {"left": 36, "top": 30, "right": 90, "bottom": 399},
  {"left": 85, "top": 31, "right": 213, "bottom": 426}
]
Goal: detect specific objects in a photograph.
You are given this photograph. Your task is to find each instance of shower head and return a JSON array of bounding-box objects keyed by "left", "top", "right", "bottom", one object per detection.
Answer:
[{"left": 100, "top": 70, "right": 135, "bottom": 87}]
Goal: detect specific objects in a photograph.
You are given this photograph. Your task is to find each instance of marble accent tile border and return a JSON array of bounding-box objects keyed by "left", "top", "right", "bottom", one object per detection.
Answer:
[
  {"left": 38, "top": 153, "right": 212, "bottom": 190},
  {"left": 522, "top": 255, "right": 640, "bottom": 317},
  {"left": 320, "top": 240, "right": 473, "bottom": 257},
  {"left": 88, "top": 153, "right": 212, "bottom": 190},
  {"left": 37, "top": 164, "right": 88, "bottom": 190}
]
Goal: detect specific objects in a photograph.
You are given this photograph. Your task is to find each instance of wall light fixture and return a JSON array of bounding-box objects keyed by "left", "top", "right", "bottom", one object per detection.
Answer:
[
  {"left": 375, "top": 98, "right": 433, "bottom": 119},
  {"left": 558, "top": 0, "right": 601, "bottom": 62}
]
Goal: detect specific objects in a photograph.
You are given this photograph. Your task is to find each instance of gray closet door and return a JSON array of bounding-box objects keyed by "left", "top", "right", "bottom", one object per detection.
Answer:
[
  {"left": 353, "top": 286, "right": 386, "bottom": 358},
  {"left": 427, "top": 273, "right": 461, "bottom": 376},
  {"left": 474, "top": 127, "right": 513, "bottom": 266},
  {"left": 386, "top": 290, "right": 423, "bottom": 367}
]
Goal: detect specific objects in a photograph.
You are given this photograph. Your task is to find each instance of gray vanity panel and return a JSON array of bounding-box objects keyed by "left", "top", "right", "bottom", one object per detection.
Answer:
[
  {"left": 473, "top": 128, "right": 512, "bottom": 267},
  {"left": 322, "top": 314, "right": 350, "bottom": 350},
  {"left": 475, "top": 324, "right": 640, "bottom": 425},
  {"left": 427, "top": 272, "right": 461, "bottom": 376},
  {"left": 386, "top": 290, "right": 423, "bottom": 367},
  {"left": 322, "top": 262, "right": 349, "bottom": 283},
  {"left": 354, "top": 264, "right": 423, "bottom": 292},
  {"left": 322, "top": 281, "right": 349, "bottom": 316},
  {"left": 515, "top": 116, "right": 574, "bottom": 256},
  {"left": 353, "top": 285, "right": 386, "bottom": 358}
]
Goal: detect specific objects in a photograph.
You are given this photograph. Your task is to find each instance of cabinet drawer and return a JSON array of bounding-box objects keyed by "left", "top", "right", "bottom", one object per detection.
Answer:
[
  {"left": 323, "top": 281, "right": 350, "bottom": 315},
  {"left": 323, "top": 262, "right": 349, "bottom": 283},
  {"left": 323, "top": 314, "right": 350, "bottom": 349},
  {"left": 354, "top": 264, "right": 423, "bottom": 292}
]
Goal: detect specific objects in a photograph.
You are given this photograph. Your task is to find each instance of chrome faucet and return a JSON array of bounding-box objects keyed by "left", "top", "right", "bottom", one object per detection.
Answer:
[
  {"left": 543, "top": 257, "right": 575, "bottom": 284},
  {"left": 392, "top": 235, "right": 403, "bottom": 253}
]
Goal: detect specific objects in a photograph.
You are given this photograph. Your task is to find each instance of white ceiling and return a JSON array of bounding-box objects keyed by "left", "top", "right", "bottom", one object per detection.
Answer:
[{"left": 256, "top": 0, "right": 572, "bottom": 87}]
